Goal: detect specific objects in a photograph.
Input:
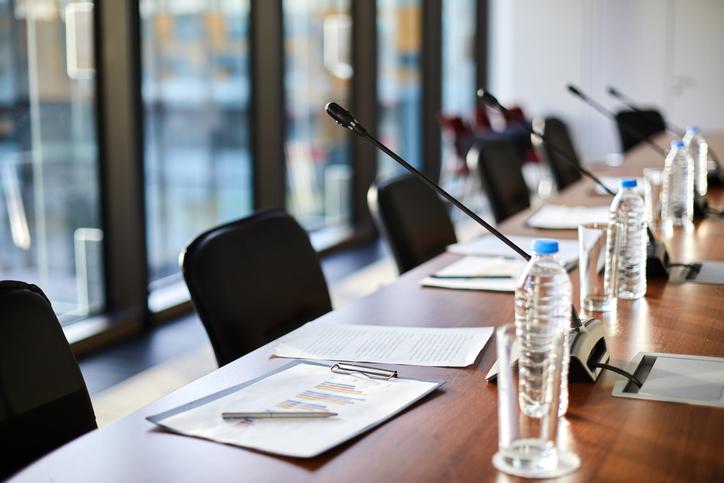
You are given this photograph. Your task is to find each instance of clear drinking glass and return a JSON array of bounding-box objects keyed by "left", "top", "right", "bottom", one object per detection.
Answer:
[
  {"left": 579, "top": 223, "right": 617, "bottom": 313},
  {"left": 493, "top": 324, "right": 580, "bottom": 478},
  {"left": 643, "top": 168, "right": 664, "bottom": 227}
]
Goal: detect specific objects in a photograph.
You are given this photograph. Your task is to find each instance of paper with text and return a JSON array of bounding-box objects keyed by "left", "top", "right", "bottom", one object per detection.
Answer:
[
  {"left": 527, "top": 205, "right": 609, "bottom": 230},
  {"left": 149, "top": 362, "right": 441, "bottom": 458},
  {"left": 273, "top": 324, "right": 493, "bottom": 367}
]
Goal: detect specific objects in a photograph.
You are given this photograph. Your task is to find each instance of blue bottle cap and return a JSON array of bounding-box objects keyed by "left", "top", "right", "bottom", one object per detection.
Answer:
[
  {"left": 532, "top": 239, "right": 559, "bottom": 255},
  {"left": 671, "top": 140, "right": 685, "bottom": 149},
  {"left": 620, "top": 178, "right": 637, "bottom": 189},
  {"left": 686, "top": 125, "right": 700, "bottom": 134}
]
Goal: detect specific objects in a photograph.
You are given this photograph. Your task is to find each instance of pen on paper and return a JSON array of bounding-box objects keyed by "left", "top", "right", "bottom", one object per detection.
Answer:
[
  {"left": 429, "top": 274, "right": 514, "bottom": 280},
  {"left": 221, "top": 411, "right": 338, "bottom": 419}
]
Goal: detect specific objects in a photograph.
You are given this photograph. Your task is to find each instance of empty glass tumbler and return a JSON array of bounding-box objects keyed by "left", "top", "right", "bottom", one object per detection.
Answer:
[
  {"left": 579, "top": 223, "right": 617, "bottom": 313},
  {"left": 493, "top": 324, "right": 580, "bottom": 479}
]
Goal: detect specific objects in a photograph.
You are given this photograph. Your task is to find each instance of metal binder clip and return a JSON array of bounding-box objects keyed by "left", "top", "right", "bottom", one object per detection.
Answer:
[{"left": 330, "top": 363, "right": 397, "bottom": 380}]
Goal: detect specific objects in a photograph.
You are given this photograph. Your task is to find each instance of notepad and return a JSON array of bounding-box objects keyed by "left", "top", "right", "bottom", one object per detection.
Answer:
[
  {"left": 448, "top": 235, "right": 581, "bottom": 269},
  {"left": 147, "top": 361, "right": 443, "bottom": 458},
  {"left": 421, "top": 256, "right": 523, "bottom": 293},
  {"left": 527, "top": 205, "right": 609, "bottom": 230}
]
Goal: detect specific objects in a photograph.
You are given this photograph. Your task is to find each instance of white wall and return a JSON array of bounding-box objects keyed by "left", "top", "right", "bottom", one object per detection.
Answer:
[{"left": 488, "top": 0, "right": 724, "bottom": 163}]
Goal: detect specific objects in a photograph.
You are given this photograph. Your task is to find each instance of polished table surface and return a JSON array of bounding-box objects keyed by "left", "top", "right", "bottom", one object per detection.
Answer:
[{"left": 12, "top": 135, "right": 724, "bottom": 482}]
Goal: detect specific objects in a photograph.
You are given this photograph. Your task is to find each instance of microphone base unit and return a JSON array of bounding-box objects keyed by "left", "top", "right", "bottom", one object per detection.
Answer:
[
  {"left": 569, "top": 318, "right": 608, "bottom": 383},
  {"left": 647, "top": 239, "right": 671, "bottom": 279},
  {"left": 486, "top": 317, "right": 609, "bottom": 384}
]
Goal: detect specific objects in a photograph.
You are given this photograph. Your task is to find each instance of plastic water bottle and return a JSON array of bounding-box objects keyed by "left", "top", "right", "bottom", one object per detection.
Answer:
[
  {"left": 515, "top": 239, "right": 571, "bottom": 418},
  {"left": 683, "top": 126, "right": 708, "bottom": 197},
  {"left": 661, "top": 140, "right": 695, "bottom": 227},
  {"left": 607, "top": 179, "right": 647, "bottom": 300}
]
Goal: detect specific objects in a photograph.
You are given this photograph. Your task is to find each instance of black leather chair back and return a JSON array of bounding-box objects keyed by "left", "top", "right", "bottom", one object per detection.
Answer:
[
  {"left": 181, "top": 210, "right": 332, "bottom": 366},
  {"left": 0, "top": 281, "right": 96, "bottom": 479},
  {"left": 541, "top": 116, "right": 583, "bottom": 191},
  {"left": 368, "top": 174, "right": 457, "bottom": 274},
  {"left": 474, "top": 138, "right": 530, "bottom": 223},
  {"left": 614, "top": 109, "right": 666, "bottom": 152}
]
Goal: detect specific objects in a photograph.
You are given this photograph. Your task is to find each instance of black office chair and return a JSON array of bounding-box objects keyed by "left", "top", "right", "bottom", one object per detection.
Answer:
[
  {"left": 180, "top": 210, "right": 332, "bottom": 366},
  {"left": 614, "top": 109, "right": 666, "bottom": 153},
  {"left": 540, "top": 116, "right": 583, "bottom": 191},
  {"left": 368, "top": 174, "right": 457, "bottom": 274},
  {"left": 0, "top": 281, "right": 96, "bottom": 479},
  {"left": 472, "top": 138, "right": 530, "bottom": 223}
]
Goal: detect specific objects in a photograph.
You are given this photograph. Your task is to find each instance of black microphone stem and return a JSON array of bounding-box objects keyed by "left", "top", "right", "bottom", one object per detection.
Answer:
[
  {"left": 480, "top": 93, "right": 615, "bottom": 197},
  {"left": 568, "top": 85, "right": 667, "bottom": 157},
  {"left": 608, "top": 87, "right": 685, "bottom": 135},
  {"left": 365, "top": 135, "right": 531, "bottom": 261},
  {"left": 608, "top": 86, "right": 722, "bottom": 169},
  {"left": 479, "top": 90, "right": 657, "bottom": 244},
  {"left": 326, "top": 101, "right": 590, "bottom": 329}
]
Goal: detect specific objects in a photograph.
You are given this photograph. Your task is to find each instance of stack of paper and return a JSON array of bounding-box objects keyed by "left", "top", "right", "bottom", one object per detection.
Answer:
[
  {"left": 447, "top": 235, "right": 581, "bottom": 269},
  {"left": 421, "top": 256, "right": 523, "bottom": 292},
  {"left": 527, "top": 205, "right": 609, "bottom": 230}
]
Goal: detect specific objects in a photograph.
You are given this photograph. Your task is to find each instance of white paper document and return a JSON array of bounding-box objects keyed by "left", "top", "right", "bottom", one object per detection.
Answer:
[
  {"left": 527, "top": 204, "right": 609, "bottom": 230},
  {"left": 594, "top": 177, "right": 644, "bottom": 196},
  {"left": 448, "top": 235, "right": 581, "bottom": 268},
  {"left": 421, "top": 256, "right": 523, "bottom": 293},
  {"left": 148, "top": 362, "right": 442, "bottom": 458},
  {"left": 273, "top": 324, "right": 493, "bottom": 367}
]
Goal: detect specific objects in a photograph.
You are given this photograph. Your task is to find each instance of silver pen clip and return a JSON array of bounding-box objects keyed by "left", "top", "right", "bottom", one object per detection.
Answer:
[{"left": 330, "top": 362, "right": 397, "bottom": 380}]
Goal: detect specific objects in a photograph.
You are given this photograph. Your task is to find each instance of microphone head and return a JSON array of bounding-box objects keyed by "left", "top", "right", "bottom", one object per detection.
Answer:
[
  {"left": 325, "top": 102, "right": 367, "bottom": 136},
  {"left": 566, "top": 84, "right": 585, "bottom": 99},
  {"left": 325, "top": 102, "right": 352, "bottom": 127},
  {"left": 476, "top": 89, "right": 499, "bottom": 106}
]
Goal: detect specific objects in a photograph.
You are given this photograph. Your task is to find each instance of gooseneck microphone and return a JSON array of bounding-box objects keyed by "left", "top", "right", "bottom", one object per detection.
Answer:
[
  {"left": 606, "top": 85, "right": 723, "bottom": 178},
  {"left": 570, "top": 84, "right": 721, "bottom": 217},
  {"left": 326, "top": 101, "right": 610, "bottom": 383},
  {"left": 567, "top": 84, "right": 668, "bottom": 156},
  {"left": 326, "top": 102, "right": 530, "bottom": 261},
  {"left": 478, "top": 89, "right": 670, "bottom": 279},
  {"left": 477, "top": 89, "right": 615, "bottom": 196},
  {"left": 606, "top": 86, "right": 685, "bottom": 136}
]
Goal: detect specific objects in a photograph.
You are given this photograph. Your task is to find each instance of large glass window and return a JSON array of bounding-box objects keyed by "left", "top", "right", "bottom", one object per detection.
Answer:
[
  {"left": 442, "top": 0, "right": 476, "bottom": 117},
  {"left": 0, "top": 0, "right": 103, "bottom": 323},
  {"left": 141, "top": 0, "right": 252, "bottom": 304},
  {"left": 283, "top": 0, "right": 352, "bottom": 232},
  {"left": 441, "top": 0, "right": 476, "bottom": 183},
  {"left": 377, "top": 0, "right": 422, "bottom": 179}
]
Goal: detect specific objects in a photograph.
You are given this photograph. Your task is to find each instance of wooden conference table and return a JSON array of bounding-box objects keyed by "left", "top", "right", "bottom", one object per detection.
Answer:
[{"left": 12, "top": 135, "right": 724, "bottom": 482}]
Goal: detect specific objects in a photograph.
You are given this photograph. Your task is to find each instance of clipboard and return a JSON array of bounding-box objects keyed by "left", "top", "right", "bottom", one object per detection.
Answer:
[{"left": 147, "top": 360, "right": 444, "bottom": 458}]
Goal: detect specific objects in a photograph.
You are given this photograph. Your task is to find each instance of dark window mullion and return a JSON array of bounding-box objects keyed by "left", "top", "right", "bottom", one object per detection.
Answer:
[
  {"left": 350, "top": 1, "right": 378, "bottom": 229},
  {"left": 250, "top": 0, "right": 285, "bottom": 211},
  {"left": 94, "top": 0, "right": 148, "bottom": 325},
  {"left": 421, "top": 0, "right": 442, "bottom": 182}
]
